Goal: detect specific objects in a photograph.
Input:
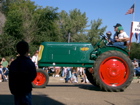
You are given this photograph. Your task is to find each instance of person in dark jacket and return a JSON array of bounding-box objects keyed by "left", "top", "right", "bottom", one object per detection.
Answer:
[{"left": 9, "top": 40, "right": 37, "bottom": 105}]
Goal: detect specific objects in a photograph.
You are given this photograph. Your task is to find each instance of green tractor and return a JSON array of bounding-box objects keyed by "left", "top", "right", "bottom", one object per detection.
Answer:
[{"left": 32, "top": 35, "right": 134, "bottom": 92}]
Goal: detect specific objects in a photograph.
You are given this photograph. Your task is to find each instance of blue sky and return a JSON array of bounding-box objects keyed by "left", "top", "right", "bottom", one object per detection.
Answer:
[{"left": 31, "top": 0, "right": 140, "bottom": 42}]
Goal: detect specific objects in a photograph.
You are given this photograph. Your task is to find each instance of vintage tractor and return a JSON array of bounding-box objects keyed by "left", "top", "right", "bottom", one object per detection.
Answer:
[{"left": 32, "top": 35, "right": 134, "bottom": 92}]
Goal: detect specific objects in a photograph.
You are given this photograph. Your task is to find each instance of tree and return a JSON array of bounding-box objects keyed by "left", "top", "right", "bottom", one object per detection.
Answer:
[
  {"left": 0, "top": 12, "right": 6, "bottom": 34},
  {"left": 58, "top": 9, "right": 88, "bottom": 42},
  {"left": 1, "top": 0, "right": 108, "bottom": 57},
  {"left": 35, "top": 6, "right": 59, "bottom": 44},
  {"left": 87, "top": 19, "right": 107, "bottom": 45},
  {"left": 0, "top": 33, "right": 16, "bottom": 57},
  {"left": 130, "top": 42, "right": 140, "bottom": 60},
  {"left": 3, "top": 0, "right": 39, "bottom": 55}
]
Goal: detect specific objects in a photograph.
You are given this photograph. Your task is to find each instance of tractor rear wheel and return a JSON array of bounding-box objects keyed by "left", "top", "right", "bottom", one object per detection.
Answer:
[
  {"left": 32, "top": 69, "right": 49, "bottom": 88},
  {"left": 93, "top": 51, "right": 133, "bottom": 92}
]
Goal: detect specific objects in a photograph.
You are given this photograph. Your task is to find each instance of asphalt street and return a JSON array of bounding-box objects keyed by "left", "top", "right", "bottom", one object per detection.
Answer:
[{"left": 0, "top": 77, "right": 140, "bottom": 105}]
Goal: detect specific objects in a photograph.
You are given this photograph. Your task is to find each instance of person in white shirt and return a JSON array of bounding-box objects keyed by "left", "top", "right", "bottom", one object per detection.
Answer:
[
  {"left": 32, "top": 51, "right": 39, "bottom": 69},
  {"left": 132, "top": 59, "right": 139, "bottom": 69},
  {"left": 132, "top": 59, "right": 139, "bottom": 77},
  {"left": 113, "top": 26, "right": 129, "bottom": 48}
]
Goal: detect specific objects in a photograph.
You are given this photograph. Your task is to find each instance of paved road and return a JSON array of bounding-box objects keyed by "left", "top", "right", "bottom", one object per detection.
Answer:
[{"left": 0, "top": 77, "right": 140, "bottom": 105}]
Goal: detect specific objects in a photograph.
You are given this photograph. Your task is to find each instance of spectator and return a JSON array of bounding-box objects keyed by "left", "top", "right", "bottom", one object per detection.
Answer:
[
  {"left": 54, "top": 66, "right": 61, "bottom": 77},
  {"left": 81, "top": 68, "right": 89, "bottom": 83},
  {"left": 61, "top": 67, "right": 67, "bottom": 77},
  {"left": 43, "top": 67, "right": 49, "bottom": 73},
  {"left": 78, "top": 67, "right": 83, "bottom": 77},
  {"left": 9, "top": 40, "right": 37, "bottom": 105},
  {"left": 1, "top": 57, "right": 8, "bottom": 70},
  {"left": 3, "top": 67, "right": 9, "bottom": 81},
  {"left": 1, "top": 58, "right": 9, "bottom": 81},
  {"left": 71, "top": 67, "right": 78, "bottom": 83},
  {"left": 132, "top": 58, "right": 139, "bottom": 77},
  {"left": 65, "top": 67, "right": 72, "bottom": 83},
  {"left": 32, "top": 51, "right": 39, "bottom": 69}
]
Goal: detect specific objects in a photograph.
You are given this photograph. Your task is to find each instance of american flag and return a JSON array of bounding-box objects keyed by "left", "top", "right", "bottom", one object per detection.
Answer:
[{"left": 125, "top": 4, "right": 135, "bottom": 15}]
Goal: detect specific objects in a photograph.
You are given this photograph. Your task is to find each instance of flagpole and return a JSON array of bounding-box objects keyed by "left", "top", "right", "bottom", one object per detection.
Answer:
[
  {"left": 132, "top": 2, "right": 135, "bottom": 21},
  {"left": 129, "top": 2, "right": 135, "bottom": 52}
]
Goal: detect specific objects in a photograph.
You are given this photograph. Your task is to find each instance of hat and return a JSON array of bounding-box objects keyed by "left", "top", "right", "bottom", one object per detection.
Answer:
[
  {"left": 106, "top": 31, "right": 112, "bottom": 35},
  {"left": 113, "top": 23, "right": 122, "bottom": 28},
  {"left": 117, "top": 26, "right": 123, "bottom": 31}
]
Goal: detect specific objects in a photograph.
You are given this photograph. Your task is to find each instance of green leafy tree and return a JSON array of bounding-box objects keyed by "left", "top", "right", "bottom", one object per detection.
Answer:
[
  {"left": 130, "top": 42, "right": 140, "bottom": 60},
  {"left": 3, "top": 0, "right": 39, "bottom": 55},
  {"left": 0, "top": 33, "right": 16, "bottom": 57},
  {"left": 35, "top": 6, "right": 59, "bottom": 44},
  {"left": 87, "top": 19, "right": 107, "bottom": 45},
  {"left": 1, "top": 0, "right": 108, "bottom": 58},
  {"left": 58, "top": 9, "right": 88, "bottom": 42}
]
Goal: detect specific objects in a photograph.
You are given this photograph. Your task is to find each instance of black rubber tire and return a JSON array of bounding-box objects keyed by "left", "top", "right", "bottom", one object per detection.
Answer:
[
  {"left": 32, "top": 69, "right": 49, "bottom": 88},
  {"left": 93, "top": 51, "right": 133, "bottom": 92},
  {"left": 85, "top": 68, "right": 99, "bottom": 87}
]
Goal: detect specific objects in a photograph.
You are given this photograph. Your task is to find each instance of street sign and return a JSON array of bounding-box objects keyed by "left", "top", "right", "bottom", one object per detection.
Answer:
[{"left": 132, "top": 21, "right": 140, "bottom": 34}]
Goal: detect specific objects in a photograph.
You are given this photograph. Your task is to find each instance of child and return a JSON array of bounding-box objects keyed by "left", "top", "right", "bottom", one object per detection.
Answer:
[{"left": 113, "top": 26, "right": 129, "bottom": 48}]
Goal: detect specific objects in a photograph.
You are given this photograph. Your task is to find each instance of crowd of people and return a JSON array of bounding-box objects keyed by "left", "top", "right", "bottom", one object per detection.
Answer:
[
  {"left": 44, "top": 66, "right": 89, "bottom": 83},
  {"left": 0, "top": 50, "right": 39, "bottom": 82},
  {"left": 0, "top": 57, "right": 14, "bottom": 82}
]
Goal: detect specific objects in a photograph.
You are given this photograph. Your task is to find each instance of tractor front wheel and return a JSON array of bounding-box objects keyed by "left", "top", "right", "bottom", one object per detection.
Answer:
[{"left": 32, "top": 69, "right": 49, "bottom": 88}]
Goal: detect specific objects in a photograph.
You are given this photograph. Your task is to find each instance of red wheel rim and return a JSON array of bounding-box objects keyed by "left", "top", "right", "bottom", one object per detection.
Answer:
[
  {"left": 33, "top": 72, "right": 46, "bottom": 86},
  {"left": 99, "top": 56, "right": 129, "bottom": 87}
]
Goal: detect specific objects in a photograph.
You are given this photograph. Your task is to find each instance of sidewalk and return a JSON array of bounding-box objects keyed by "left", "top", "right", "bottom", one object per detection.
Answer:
[
  {"left": 132, "top": 77, "right": 140, "bottom": 83},
  {"left": 48, "top": 76, "right": 83, "bottom": 83},
  {"left": 48, "top": 76, "right": 140, "bottom": 83}
]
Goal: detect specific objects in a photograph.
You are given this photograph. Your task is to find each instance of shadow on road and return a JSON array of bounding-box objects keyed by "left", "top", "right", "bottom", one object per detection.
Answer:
[
  {"left": 47, "top": 83, "right": 102, "bottom": 91},
  {"left": 78, "top": 84, "right": 102, "bottom": 91},
  {"left": 0, "top": 94, "right": 65, "bottom": 105}
]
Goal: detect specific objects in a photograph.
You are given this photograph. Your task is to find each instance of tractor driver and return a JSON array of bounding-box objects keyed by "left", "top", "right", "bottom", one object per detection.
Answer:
[{"left": 113, "top": 26, "right": 129, "bottom": 48}]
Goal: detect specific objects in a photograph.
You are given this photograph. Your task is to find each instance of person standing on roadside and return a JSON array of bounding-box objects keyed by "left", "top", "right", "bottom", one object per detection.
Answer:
[
  {"left": 1, "top": 57, "right": 8, "bottom": 70},
  {"left": 32, "top": 51, "right": 39, "bottom": 69},
  {"left": 9, "top": 40, "right": 37, "bottom": 105},
  {"left": 132, "top": 58, "right": 139, "bottom": 77}
]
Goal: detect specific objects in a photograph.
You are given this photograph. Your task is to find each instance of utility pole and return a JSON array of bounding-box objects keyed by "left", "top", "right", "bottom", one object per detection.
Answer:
[{"left": 68, "top": 32, "right": 71, "bottom": 43}]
